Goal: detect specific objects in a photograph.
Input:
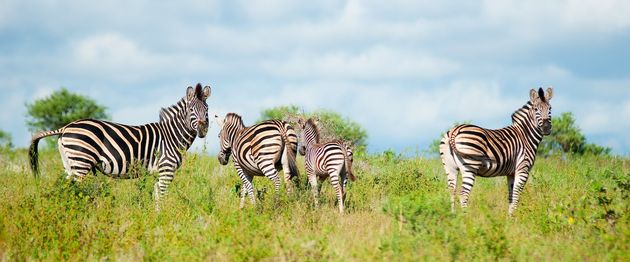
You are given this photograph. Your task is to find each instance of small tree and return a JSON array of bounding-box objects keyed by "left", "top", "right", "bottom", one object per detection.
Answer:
[
  {"left": 25, "top": 87, "right": 109, "bottom": 147},
  {"left": 259, "top": 105, "right": 368, "bottom": 155},
  {"left": 260, "top": 105, "right": 300, "bottom": 122},
  {"left": 0, "top": 130, "right": 12, "bottom": 149},
  {"left": 538, "top": 112, "right": 611, "bottom": 156}
]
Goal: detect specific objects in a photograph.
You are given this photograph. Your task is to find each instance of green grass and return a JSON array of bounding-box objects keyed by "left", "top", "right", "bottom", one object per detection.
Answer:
[{"left": 0, "top": 148, "right": 628, "bottom": 260}]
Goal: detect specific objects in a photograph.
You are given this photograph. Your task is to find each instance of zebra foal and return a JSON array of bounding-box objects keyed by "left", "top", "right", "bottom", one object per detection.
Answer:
[
  {"left": 297, "top": 118, "right": 355, "bottom": 214},
  {"left": 439, "top": 87, "right": 553, "bottom": 216}
]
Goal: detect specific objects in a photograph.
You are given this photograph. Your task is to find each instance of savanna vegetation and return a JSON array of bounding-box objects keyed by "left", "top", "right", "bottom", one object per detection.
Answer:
[
  {"left": 1, "top": 93, "right": 627, "bottom": 260},
  {"left": 260, "top": 105, "right": 368, "bottom": 155},
  {"left": 1, "top": 146, "right": 628, "bottom": 260}
]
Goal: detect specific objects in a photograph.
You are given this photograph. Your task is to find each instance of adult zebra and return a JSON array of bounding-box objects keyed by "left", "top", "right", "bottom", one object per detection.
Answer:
[
  {"left": 439, "top": 87, "right": 553, "bottom": 216},
  {"left": 298, "top": 118, "right": 355, "bottom": 214},
  {"left": 29, "top": 84, "right": 211, "bottom": 209},
  {"left": 216, "top": 113, "right": 299, "bottom": 208}
]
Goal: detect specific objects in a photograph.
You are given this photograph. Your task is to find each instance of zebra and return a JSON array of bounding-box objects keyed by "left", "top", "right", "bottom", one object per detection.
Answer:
[
  {"left": 216, "top": 113, "right": 300, "bottom": 208},
  {"left": 297, "top": 118, "right": 356, "bottom": 214},
  {"left": 439, "top": 87, "right": 553, "bottom": 216},
  {"left": 29, "top": 84, "right": 211, "bottom": 210}
]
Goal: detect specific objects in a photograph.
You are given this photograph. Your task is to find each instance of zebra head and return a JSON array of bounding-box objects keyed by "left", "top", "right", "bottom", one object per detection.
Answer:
[
  {"left": 529, "top": 87, "right": 553, "bottom": 135},
  {"left": 216, "top": 113, "right": 244, "bottom": 165},
  {"left": 186, "top": 84, "right": 211, "bottom": 138},
  {"left": 297, "top": 118, "right": 320, "bottom": 156}
]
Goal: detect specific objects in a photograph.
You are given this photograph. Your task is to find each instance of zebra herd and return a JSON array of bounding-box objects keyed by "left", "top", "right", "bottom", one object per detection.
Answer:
[{"left": 29, "top": 84, "right": 553, "bottom": 215}]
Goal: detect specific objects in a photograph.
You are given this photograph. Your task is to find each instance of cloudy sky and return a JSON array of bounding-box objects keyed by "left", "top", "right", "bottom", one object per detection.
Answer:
[{"left": 1, "top": 0, "right": 629, "bottom": 155}]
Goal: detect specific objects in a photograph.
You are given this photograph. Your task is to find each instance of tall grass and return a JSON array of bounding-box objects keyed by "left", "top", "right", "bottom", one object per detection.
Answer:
[{"left": 0, "top": 148, "right": 628, "bottom": 260}]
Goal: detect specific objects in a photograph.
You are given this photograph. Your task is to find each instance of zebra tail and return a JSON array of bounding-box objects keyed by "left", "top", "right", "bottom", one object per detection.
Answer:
[
  {"left": 29, "top": 128, "right": 64, "bottom": 177},
  {"left": 344, "top": 144, "right": 356, "bottom": 182},
  {"left": 281, "top": 132, "right": 300, "bottom": 179}
]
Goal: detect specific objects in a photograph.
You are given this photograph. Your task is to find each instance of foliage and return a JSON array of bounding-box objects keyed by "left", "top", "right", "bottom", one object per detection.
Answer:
[
  {"left": 1, "top": 149, "right": 628, "bottom": 260},
  {"left": 0, "top": 130, "right": 12, "bottom": 149},
  {"left": 259, "top": 105, "right": 368, "bottom": 154},
  {"left": 538, "top": 112, "right": 611, "bottom": 156},
  {"left": 260, "top": 105, "right": 301, "bottom": 122},
  {"left": 25, "top": 87, "right": 109, "bottom": 132}
]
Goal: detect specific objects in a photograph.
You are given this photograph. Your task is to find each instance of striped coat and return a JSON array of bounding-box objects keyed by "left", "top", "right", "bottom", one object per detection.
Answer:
[
  {"left": 216, "top": 113, "right": 299, "bottom": 208},
  {"left": 439, "top": 87, "right": 553, "bottom": 215},
  {"left": 29, "top": 84, "right": 211, "bottom": 210},
  {"left": 298, "top": 118, "right": 355, "bottom": 214}
]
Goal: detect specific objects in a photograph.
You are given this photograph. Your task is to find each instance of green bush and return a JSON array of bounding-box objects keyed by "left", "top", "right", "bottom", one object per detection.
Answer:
[
  {"left": 25, "top": 88, "right": 109, "bottom": 132},
  {"left": 1, "top": 146, "right": 628, "bottom": 260},
  {"left": 260, "top": 105, "right": 368, "bottom": 154},
  {"left": 0, "top": 130, "right": 12, "bottom": 149},
  {"left": 539, "top": 112, "right": 611, "bottom": 156}
]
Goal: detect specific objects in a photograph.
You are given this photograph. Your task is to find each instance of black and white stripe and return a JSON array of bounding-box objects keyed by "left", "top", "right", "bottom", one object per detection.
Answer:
[
  {"left": 298, "top": 118, "right": 355, "bottom": 214},
  {"left": 29, "top": 84, "right": 211, "bottom": 209},
  {"left": 216, "top": 113, "right": 299, "bottom": 208},
  {"left": 439, "top": 87, "right": 553, "bottom": 215}
]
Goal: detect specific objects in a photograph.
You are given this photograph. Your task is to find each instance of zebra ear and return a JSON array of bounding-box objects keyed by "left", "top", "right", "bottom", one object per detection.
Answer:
[
  {"left": 545, "top": 87, "right": 553, "bottom": 101},
  {"left": 202, "top": 86, "right": 211, "bottom": 101},
  {"left": 529, "top": 89, "right": 538, "bottom": 102},
  {"left": 186, "top": 86, "right": 195, "bottom": 100},
  {"left": 214, "top": 114, "right": 224, "bottom": 128}
]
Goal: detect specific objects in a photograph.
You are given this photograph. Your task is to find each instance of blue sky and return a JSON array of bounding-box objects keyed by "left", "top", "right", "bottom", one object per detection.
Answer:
[{"left": 1, "top": 0, "right": 629, "bottom": 155}]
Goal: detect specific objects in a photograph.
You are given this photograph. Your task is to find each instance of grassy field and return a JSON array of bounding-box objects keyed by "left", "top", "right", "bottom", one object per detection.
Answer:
[{"left": 0, "top": 148, "right": 628, "bottom": 261}]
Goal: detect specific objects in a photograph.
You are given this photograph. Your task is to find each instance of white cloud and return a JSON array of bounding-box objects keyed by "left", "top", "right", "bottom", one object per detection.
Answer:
[
  {"left": 262, "top": 46, "right": 460, "bottom": 80},
  {"left": 32, "top": 86, "right": 55, "bottom": 100},
  {"left": 74, "top": 33, "right": 144, "bottom": 68},
  {"left": 68, "top": 33, "right": 223, "bottom": 83},
  {"left": 1, "top": 0, "right": 629, "bottom": 155},
  {"left": 230, "top": 81, "right": 526, "bottom": 152},
  {"left": 483, "top": 0, "right": 630, "bottom": 35},
  {"left": 562, "top": 0, "right": 630, "bottom": 31},
  {"left": 236, "top": 0, "right": 338, "bottom": 22}
]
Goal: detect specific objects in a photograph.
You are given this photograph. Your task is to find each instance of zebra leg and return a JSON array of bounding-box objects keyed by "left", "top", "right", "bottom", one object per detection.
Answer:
[
  {"left": 330, "top": 170, "right": 345, "bottom": 214},
  {"left": 341, "top": 172, "right": 348, "bottom": 203},
  {"left": 307, "top": 170, "right": 319, "bottom": 207},
  {"left": 153, "top": 166, "right": 175, "bottom": 211},
  {"left": 459, "top": 167, "right": 479, "bottom": 209},
  {"left": 280, "top": 147, "right": 294, "bottom": 194},
  {"left": 440, "top": 142, "right": 459, "bottom": 213},
  {"left": 257, "top": 160, "right": 281, "bottom": 193},
  {"left": 509, "top": 172, "right": 529, "bottom": 216},
  {"left": 507, "top": 174, "right": 515, "bottom": 205},
  {"left": 235, "top": 165, "right": 255, "bottom": 208},
  {"left": 446, "top": 168, "right": 458, "bottom": 213},
  {"left": 240, "top": 174, "right": 256, "bottom": 208},
  {"left": 245, "top": 174, "right": 256, "bottom": 206}
]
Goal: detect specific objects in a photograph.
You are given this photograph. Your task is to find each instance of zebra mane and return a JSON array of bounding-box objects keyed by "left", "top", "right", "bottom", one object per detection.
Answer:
[
  {"left": 304, "top": 118, "right": 320, "bottom": 144},
  {"left": 537, "top": 87, "right": 546, "bottom": 102},
  {"left": 159, "top": 98, "right": 187, "bottom": 123},
  {"left": 511, "top": 101, "right": 533, "bottom": 125},
  {"left": 225, "top": 112, "right": 245, "bottom": 128}
]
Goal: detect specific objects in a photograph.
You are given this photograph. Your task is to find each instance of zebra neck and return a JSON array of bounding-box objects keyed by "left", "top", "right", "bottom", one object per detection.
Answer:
[
  {"left": 511, "top": 102, "right": 544, "bottom": 151},
  {"left": 229, "top": 126, "right": 244, "bottom": 148},
  {"left": 159, "top": 98, "right": 197, "bottom": 151},
  {"left": 303, "top": 131, "right": 319, "bottom": 148}
]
